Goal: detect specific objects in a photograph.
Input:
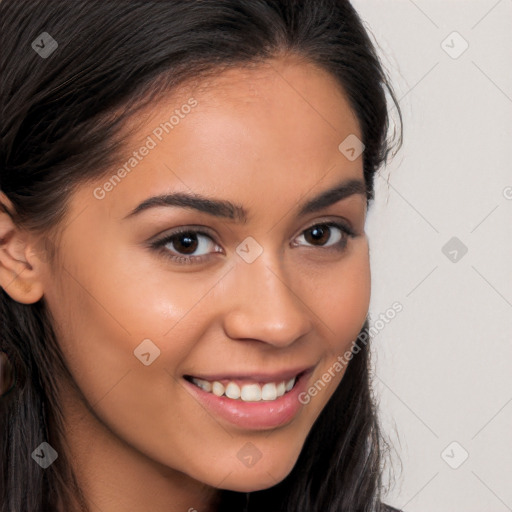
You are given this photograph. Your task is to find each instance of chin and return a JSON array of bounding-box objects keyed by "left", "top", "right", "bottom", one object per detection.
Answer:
[{"left": 213, "top": 458, "right": 297, "bottom": 493}]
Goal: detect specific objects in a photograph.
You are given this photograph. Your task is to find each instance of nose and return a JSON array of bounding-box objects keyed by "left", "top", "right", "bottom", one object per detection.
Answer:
[{"left": 221, "top": 253, "right": 313, "bottom": 348}]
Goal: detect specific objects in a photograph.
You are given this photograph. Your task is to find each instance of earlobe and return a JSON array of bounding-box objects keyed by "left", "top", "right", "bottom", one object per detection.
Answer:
[{"left": 0, "top": 193, "right": 44, "bottom": 304}]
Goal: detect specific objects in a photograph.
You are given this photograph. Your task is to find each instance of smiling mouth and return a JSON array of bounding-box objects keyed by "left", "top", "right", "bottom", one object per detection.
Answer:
[{"left": 183, "top": 371, "right": 306, "bottom": 402}]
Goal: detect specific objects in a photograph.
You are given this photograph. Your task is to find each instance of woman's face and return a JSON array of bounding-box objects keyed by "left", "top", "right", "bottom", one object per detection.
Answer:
[{"left": 39, "top": 56, "right": 370, "bottom": 496}]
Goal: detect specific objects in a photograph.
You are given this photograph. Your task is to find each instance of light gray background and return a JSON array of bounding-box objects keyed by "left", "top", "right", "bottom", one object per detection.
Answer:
[{"left": 349, "top": 1, "right": 512, "bottom": 511}]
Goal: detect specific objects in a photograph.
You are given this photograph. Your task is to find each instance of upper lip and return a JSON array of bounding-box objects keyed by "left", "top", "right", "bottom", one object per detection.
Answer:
[{"left": 184, "top": 364, "right": 315, "bottom": 383}]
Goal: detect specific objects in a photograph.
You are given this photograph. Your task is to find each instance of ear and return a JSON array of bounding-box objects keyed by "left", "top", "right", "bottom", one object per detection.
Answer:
[{"left": 0, "top": 192, "right": 44, "bottom": 304}]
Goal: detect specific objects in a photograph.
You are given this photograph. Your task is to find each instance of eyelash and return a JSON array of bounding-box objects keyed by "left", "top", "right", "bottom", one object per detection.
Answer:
[{"left": 150, "top": 221, "right": 357, "bottom": 266}]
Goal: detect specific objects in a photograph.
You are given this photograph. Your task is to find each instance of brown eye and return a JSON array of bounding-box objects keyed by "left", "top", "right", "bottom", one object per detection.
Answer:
[
  {"left": 170, "top": 232, "right": 199, "bottom": 255},
  {"left": 297, "top": 222, "right": 353, "bottom": 250},
  {"left": 150, "top": 227, "right": 222, "bottom": 265},
  {"left": 304, "top": 225, "right": 335, "bottom": 246}
]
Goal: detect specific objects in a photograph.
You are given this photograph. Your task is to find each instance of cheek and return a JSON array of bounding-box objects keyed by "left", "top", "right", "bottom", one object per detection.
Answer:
[
  {"left": 291, "top": 248, "right": 370, "bottom": 429},
  {"left": 42, "top": 248, "right": 211, "bottom": 415},
  {"left": 304, "top": 239, "right": 371, "bottom": 353},
  {"left": 43, "top": 268, "right": 222, "bottom": 469}
]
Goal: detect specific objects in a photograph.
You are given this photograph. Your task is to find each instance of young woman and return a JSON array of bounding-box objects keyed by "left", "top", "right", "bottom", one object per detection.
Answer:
[{"left": 0, "top": 1, "right": 403, "bottom": 510}]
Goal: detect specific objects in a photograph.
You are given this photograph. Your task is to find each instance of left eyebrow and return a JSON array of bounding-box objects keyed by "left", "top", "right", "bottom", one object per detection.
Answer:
[
  {"left": 122, "top": 177, "right": 367, "bottom": 223},
  {"left": 297, "top": 178, "right": 367, "bottom": 216}
]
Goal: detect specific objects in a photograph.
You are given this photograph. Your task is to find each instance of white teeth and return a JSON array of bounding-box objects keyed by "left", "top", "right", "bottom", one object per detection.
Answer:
[
  {"left": 191, "top": 377, "right": 212, "bottom": 393},
  {"left": 241, "top": 383, "right": 261, "bottom": 402},
  {"left": 225, "top": 382, "right": 241, "bottom": 399},
  {"left": 212, "top": 381, "right": 225, "bottom": 397},
  {"left": 190, "top": 376, "right": 298, "bottom": 402},
  {"left": 285, "top": 377, "right": 295, "bottom": 392},
  {"left": 261, "top": 382, "right": 277, "bottom": 401}
]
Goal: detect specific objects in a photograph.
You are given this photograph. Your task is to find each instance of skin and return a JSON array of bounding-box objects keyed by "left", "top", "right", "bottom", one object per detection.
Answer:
[{"left": 0, "top": 55, "right": 370, "bottom": 512}]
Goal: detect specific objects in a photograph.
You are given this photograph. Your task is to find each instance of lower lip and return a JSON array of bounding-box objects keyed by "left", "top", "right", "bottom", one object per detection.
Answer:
[{"left": 182, "top": 370, "right": 312, "bottom": 430}]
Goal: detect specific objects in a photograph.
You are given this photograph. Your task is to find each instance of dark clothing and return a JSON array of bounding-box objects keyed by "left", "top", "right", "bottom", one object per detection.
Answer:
[{"left": 382, "top": 504, "right": 404, "bottom": 512}]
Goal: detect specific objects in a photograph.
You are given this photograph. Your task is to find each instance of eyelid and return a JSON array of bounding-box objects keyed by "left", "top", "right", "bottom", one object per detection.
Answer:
[
  {"left": 148, "top": 225, "right": 219, "bottom": 246},
  {"left": 301, "top": 216, "right": 355, "bottom": 234}
]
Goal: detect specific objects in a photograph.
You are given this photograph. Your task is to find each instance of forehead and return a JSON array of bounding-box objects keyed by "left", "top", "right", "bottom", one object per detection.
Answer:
[
  {"left": 72, "top": 55, "right": 364, "bottom": 222},
  {"left": 127, "top": 54, "right": 361, "bottom": 153}
]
